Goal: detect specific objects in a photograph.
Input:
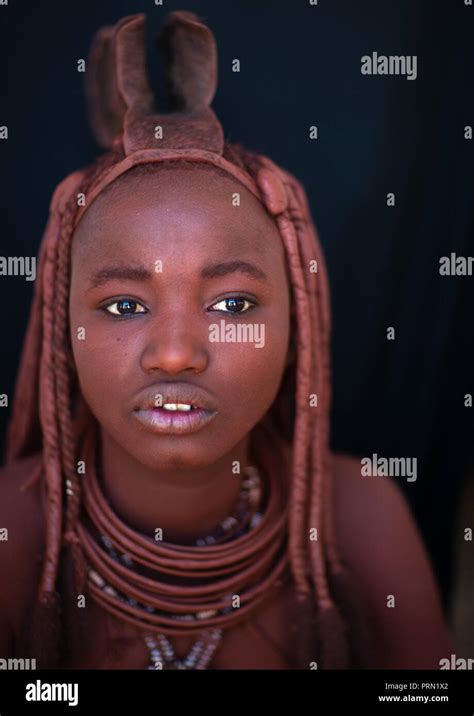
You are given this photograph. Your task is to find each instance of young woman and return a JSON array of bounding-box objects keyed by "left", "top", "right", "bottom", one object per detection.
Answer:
[{"left": 0, "top": 11, "right": 452, "bottom": 670}]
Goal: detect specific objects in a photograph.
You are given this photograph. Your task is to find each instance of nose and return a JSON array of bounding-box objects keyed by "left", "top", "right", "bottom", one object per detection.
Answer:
[{"left": 140, "top": 315, "right": 209, "bottom": 376}]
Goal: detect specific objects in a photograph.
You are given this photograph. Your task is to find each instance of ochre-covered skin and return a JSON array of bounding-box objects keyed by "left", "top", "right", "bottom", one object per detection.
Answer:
[
  {"left": 0, "top": 11, "right": 452, "bottom": 670},
  {"left": 0, "top": 452, "right": 452, "bottom": 669}
]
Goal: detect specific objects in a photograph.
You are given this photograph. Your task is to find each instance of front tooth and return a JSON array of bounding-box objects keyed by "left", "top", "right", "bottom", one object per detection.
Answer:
[{"left": 163, "top": 403, "right": 192, "bottom": 412}]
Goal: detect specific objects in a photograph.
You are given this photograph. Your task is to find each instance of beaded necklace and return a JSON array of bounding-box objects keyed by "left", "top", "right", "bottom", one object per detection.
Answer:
[
  {"left": 77, "top": 426, "right": 289, "bottom": 670},
  {"left": 92, "top": 466, "right": 264, "bottom": 669}
]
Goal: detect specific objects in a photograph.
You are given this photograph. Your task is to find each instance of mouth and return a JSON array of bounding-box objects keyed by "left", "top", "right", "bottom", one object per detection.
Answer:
[{"left": 133, "top": 387, "right": 218, "bottom": 436}]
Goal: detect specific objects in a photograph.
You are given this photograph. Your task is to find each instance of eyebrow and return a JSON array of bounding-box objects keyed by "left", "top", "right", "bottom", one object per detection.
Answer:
[
  {"left": 88, "top": 260, "right": 268, "bottom": 290},
  {"left": 200, "top": 261, "right": 268, "bottom": 281},
  {"left": 88, "top": 266, "right": 153, "bottom": 290}
]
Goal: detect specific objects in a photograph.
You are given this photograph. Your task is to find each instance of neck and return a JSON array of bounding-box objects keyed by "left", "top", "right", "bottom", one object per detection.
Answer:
[{"left": 98, "top": 430, "right": 252, "bottom": 544}]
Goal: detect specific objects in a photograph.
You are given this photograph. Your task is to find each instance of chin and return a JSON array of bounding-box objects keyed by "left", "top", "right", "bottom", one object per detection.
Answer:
[{"left": 129, "top": 439, "right": 230, "bottom": 472}]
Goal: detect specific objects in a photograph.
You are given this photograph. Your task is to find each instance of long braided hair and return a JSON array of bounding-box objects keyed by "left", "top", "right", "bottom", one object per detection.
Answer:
[{"left": 4, "top": 11, "right": 373, "bottom": 669}]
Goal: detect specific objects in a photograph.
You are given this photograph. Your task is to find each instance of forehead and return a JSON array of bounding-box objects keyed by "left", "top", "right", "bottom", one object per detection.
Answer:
[{"left": 71, "top": 164, "right": 285, "bottom": 267}]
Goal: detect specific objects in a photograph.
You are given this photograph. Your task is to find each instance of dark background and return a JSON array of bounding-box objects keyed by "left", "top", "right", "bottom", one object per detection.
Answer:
[{"left": 0, "top": 0, "right": 473, "bottom": 607}]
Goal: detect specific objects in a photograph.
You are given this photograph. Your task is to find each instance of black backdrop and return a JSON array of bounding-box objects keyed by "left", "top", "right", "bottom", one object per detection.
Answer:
[{"left": 0, "top": 0, "right": 473, "bottom": 607}]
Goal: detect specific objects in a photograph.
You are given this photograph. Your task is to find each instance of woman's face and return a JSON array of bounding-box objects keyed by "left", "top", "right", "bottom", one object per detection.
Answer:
[{"left": 69, "top": 165, "right": 291, "bottom": 471}]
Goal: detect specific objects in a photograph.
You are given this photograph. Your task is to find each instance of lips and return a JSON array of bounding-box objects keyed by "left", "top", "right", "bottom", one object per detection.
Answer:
[
  {"left": 133, "top": 383, "right": 218, "bottom": 436},
  {"left": 135, "top": 383, "right": 216, "bottom": 412}
]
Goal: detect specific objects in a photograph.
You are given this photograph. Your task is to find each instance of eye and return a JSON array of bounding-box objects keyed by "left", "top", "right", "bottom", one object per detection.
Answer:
[
  {"left": 103, "top": 299, "right": 147, "bottom": 317},
  {"left": 209, "top": 296, "right": 255, "bottom": 315}
]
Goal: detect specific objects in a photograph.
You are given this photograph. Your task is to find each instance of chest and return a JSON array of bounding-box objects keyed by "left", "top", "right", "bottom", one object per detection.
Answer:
[{"left": 62, "top": 580, "right": 303, "bottom": 670}]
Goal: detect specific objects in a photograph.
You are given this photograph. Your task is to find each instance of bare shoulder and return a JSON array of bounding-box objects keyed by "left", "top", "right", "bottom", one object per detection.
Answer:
[
  {"left": 330, "top": 452, "right": 422, "bottom": 542},
  {"left": 329, "top": 452, "right": 453, "bottom": 668},
  {"left": 0, "top": 454, "right": 45, "bottom": 648}
]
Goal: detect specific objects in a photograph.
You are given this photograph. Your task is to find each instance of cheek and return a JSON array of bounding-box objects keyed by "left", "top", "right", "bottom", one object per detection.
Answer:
[
  {"left": 69, "top": 315, "right": 141, "bottom": 419},
  {"left": 214, "top": 316, "right": 289, "bottom": 415}
]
